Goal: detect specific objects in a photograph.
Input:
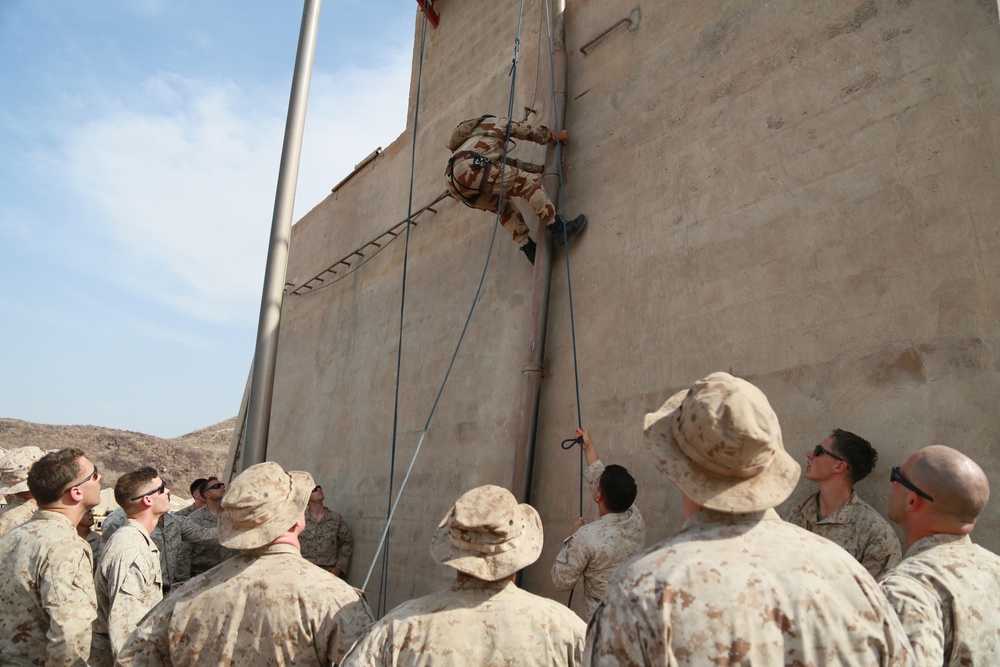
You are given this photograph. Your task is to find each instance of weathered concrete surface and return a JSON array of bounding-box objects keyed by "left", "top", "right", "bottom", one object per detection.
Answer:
[{"left": 265, "top": 0, "right": 1000, "bottom": 615}]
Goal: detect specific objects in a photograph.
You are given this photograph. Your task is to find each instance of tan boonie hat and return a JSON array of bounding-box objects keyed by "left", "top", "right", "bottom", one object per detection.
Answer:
[
  {"left": 430, "top": 485, "right": 543, "bottom": 581},
  {"left": 0, "top": 446, "right": 46, "bottom": 495},
  {"left": 218, "top": 462, "right": 313, "bottom": 550},
  {"left": 644, "top": 372, "right": 800, "bottom": 513}
]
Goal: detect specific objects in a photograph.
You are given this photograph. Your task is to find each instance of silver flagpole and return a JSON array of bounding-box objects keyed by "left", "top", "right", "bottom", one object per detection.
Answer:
[{"left": 242, "top": 0, "right": 323, "bottom": 469}]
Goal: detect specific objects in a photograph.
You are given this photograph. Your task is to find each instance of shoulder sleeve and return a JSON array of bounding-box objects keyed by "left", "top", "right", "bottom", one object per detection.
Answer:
[
  {"left": 551, "top": 533, "right": 591, "bottom": 591},
  {"left": 880, "top": 571, "right": 943, "bottom": 666},
  {"left": 860, "top": 520, "right": 903, "bottom": 580},
  {"left": 585, "top": 574, "right": 667, "bottom": 666},
  {"left": 40, "top": 543, "right": 97, "bottom": 665}
]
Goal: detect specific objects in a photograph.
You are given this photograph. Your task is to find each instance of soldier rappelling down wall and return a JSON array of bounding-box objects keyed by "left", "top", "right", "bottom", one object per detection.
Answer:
[{"left": 445, "top": 115, "right": 586, "bottom": 264}]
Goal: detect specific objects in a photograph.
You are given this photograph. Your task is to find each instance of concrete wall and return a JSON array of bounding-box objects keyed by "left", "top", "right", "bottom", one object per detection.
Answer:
[{"left": 265, "top": 0, "right": 1000, "bottom": 615}]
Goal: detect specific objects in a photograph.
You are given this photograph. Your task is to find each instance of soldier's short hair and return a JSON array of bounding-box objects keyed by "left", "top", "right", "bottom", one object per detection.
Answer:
[
  {"left": 115, "top": 467, "right": 160, "bottom": 509},
  {"left": 27, "top": 448, "right": 87, "bottom": 506},
  {"left": 189, "top": 477, "right": 208, "bottom": 496},
  {"left": 831, "top": 429, "right": 877, "bottom": 484},
  {"left": 600, "top": 465, "right": 638, "bottom": 513}
]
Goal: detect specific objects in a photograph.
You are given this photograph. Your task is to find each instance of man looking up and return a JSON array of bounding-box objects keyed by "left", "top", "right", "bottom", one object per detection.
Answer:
[
  {"left": 586, "top": 372, "right": 913, "bottom": 666},
  {"left": 299, "top": 482, "right": 353, "bottom": 578},
  {"left": 783, "top": 428, "right": 902, "bottom": 578},
  {"left": 0, "top": 448, "right": 102, "bottom": 665},
  {"left": 93, "top": 467, "right": 171, "bottom": 662},
  {"left": 881, "top": 446, "right": 1000, "bottom": 664},
  {"left": 342, "top": 485, "right": 585, "bottom": 666},
  {"left": 187, "top": 475, "right": 234, "bottom": 575},
  {"left": 551, "top": 427, "right": 645, "bottom": 620},
  {"left": 173, "top": 477, "right": 208, "bottom": 517},
  {"left": 118, "top": 462, "right": 372, "bottom": 666},
  {"left": 0, "top": 446, "right": 46, "bottom": 536}
]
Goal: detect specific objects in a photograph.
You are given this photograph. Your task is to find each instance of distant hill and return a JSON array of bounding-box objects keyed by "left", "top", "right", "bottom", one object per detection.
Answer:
[{"left": 0, "top": 417, "right": 235, "bottom": 500}]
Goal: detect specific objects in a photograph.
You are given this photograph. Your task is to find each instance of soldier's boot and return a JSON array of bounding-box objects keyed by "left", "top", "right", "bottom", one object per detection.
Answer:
[
  {"left": 546, "top": 214, "right": 587, "bottom": 246},
  {"left": 519, "top": 238, "right": 537, "bottom": 265}
]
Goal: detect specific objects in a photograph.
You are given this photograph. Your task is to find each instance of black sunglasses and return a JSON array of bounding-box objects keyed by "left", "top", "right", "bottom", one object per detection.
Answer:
[
  {"left": 63, "top": 465, "right": 99, "bottom": 494},
  {"left": 891, "top": 466, "right": 934, "bottom": 502},
  {"left": 812, "top": 444, "right": 846, "bottom": 463},
  {"left": 130, "top": 480, "right": 167, "bottom": 502},
  {"left": 204, "top": 482, "right": 225, "bottom": 492},
  {"left": 313, "top": 485, "right": 322, "bottom": 492}
]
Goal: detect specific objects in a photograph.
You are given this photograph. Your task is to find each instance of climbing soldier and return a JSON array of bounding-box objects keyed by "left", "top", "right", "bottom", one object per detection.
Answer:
[{"left": 445, "top": 115, "right": 586, "bottom": 264}]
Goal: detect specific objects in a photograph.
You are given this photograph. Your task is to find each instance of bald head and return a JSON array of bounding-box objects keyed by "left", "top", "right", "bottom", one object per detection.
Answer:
[{"left": 909, "top": 446, "right": 990, "bottom": 526}]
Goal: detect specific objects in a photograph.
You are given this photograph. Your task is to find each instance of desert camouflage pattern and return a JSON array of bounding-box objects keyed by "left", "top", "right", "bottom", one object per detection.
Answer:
[
  {"left": 783, "top": 491, "right": 902, "bottom": 579},
  {"left": 102, "top": 507, "right": 216, "bottom": 591},
  {"left": 117, "top": 543, "right": 372, "bottom": 666},
  {"left": 156, "top": 511, "right": 217, "bottom": 590},
  {"left": 85, "top": 529, "right": 103, "bottom": 570},
  {"left": 0, "top": 510, "right": 97, "bottom": 666},
  {"left": 299, "top": 506, "right": 353, "bottom": 573},
  {"left": 586, "top": 508, "right": 914, "bottom": 666},
  {"left": 552, "top": 460, "right": 646, "bottom": 620},
  {"left": 185, "top": 505, "right": 236, "bottom": 576},
  {"left": 94, "top": 519, "right": 163, "bottom": 656},
  {"left": 341, "top": 577, "right": 586, "bottom": 667},
  {"left": 881, "top": 533, "right": 1000, "bottom": 665},
  {"left": 445, "top": 116, "right": 556, "bottom": 244},
  {"left": 0, "top": 495, "right": 36, "bottom": 536}
]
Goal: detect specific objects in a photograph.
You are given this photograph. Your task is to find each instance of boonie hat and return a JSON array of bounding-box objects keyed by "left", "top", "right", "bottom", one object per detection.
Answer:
[
  {"left": 218, "top": 462, "right": 313, "bottom": 550},
  {"left": 0, "top": 446, "right": 46, "bottom": 495},
  {"left": 430, "top": 485, "right": 543, "bottom": 581},
  {"left": 644, "top": 372, "right": 800, "bottom": 513}
]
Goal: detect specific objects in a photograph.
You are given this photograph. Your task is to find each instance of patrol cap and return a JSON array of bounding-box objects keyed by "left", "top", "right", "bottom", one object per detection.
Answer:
[
  {"left": 218, "top": 462, "right": 313, "bottom": 550},
  {"left": 430, "top": 485, "right": 543, "bottom": 581},
  {"left": 644, "top": 372, "right": 800, "bottom": 513},
  {"left": 0, "top": 446, "right": 46, "bottom": 495}
]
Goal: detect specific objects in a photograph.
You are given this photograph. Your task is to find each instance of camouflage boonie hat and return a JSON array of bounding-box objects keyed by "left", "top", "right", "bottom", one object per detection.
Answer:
[
  {"left": 430, "top": 485, "right": 543, "bottom": 581},
  {"left": 218, "top": 462, "right": 313, "bottom": 550},
  {"left": 644, "top": 372, "right": 800, "bottom": 513},
  {"left": 0, "top": 446, "right": 46, "bottom": 494}
]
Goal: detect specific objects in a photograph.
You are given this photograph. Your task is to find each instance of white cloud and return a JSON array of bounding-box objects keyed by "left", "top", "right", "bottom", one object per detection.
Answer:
[{"left": 59, "top": 50, "right": 411, "bottom": 325}]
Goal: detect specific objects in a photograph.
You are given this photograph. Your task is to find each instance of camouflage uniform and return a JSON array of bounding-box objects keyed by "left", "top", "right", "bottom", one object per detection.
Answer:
[
  {"left": 552, "top": 460, "right": 646, "bottom": 620},
  {"left": 783, "top": 491, "right": 902, "bottom": 579},
  {"left": 341, "top": 577, "right": 586, "bottom": 666},
  {"left": 100, "top": 506, "right": 127, "bottom": 541},
  {"left": 586, "top": 508, "right": 914, "bottom": 666},
  {"left": 117, "top": 543, "right": 372, "bottom": 666},
  {"left": 156, "top": 511, "right": 217, "bottom": 590},
  {"left": 103, "top": 507, "right": 217, "bottom": 591},
  {"left": 94, "top": 519, "right": 164, "bottom": 657},
  {"left": 185, "top": 505, "right": 235, "bottom": 576},
  {"left": 881, "top": 533, "right": 1000, "bottom": 665},
  {"left": 85, "top": 529, "right": 103, "bottom": 570},
  {"left": 0, "top": 495, "right": 36, "bottom": 536},
  {"left": 299, "top": 506, "right": 353, "bottom": 574},
  {"left": 172, "top": 503, "right": 198, "bottom": 517},
  {"left": 445, "top": 116, "right": 557, "bottom": 245},
  {"left": 0, "top": 510, "right": 98, "bottom": 666}
]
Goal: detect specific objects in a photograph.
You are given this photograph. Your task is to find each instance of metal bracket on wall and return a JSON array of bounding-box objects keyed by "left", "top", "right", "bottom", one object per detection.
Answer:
[{"left": 580, "top": 7, "right": 641, "bottom": 56}]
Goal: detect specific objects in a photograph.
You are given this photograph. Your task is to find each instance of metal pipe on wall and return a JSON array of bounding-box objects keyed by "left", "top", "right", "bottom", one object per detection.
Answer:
[
  {"left": 512, "top": 0, "right": 567, "bottom": 504},
  {"left": 242, "top": 0, "right": 323, "bottom": 470}
]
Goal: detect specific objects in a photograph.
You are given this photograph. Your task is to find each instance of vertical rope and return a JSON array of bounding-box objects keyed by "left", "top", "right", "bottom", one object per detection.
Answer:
[
  {"left": 363, "top": 0, "right": 529, "bottom": 613},
  {"left": 377, "top": 9, "right": 429, "bottom": 618}
]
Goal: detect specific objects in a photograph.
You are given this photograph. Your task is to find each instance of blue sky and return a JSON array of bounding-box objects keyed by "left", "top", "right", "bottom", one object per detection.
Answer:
[{"left": 0, "top": 1, "right": 415, "bottom": 437}]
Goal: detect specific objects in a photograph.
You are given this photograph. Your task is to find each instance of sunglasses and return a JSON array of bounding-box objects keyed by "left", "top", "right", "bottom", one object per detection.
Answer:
[
  {"left": 812, "top": 444, "right": 846, "bottom": 463},
  {"left": 130, "top": 480, "right": 167, "bottom": 502},
  {"left": 313, "top": 485, "right": 322, "bottom": 492},
  {"left": 204, "top": 482, "right": 225, "bottom": 492},
  {"left": 891, "top": 466, "right": 934, "bottom": 502},
  {"left": 64, "top": 465, "right": 99, "bottom": 494}
]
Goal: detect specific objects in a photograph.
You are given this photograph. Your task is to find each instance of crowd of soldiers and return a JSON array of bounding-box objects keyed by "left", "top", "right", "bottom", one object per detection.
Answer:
[{"left": 0, "top": 370, "right": 998, "bottom": 665}]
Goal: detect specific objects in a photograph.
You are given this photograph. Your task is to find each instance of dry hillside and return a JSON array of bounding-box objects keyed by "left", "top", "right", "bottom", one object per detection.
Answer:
[{"left": 0, "top": 417, "right": 235, "bottom": 499}]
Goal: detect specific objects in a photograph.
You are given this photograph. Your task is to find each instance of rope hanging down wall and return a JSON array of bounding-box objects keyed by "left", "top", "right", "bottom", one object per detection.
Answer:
[{"left": 366, "top": 0, "right": 534, "bottom": 617}]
